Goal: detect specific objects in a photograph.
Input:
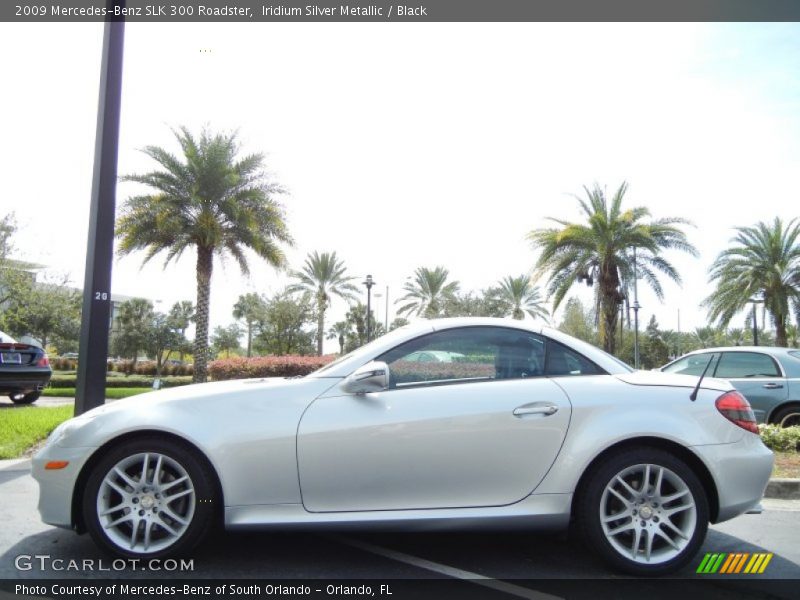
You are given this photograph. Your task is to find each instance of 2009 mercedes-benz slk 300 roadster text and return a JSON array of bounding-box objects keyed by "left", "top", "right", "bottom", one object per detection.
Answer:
[{"left": 33, "top": 318, "right": 773, "bottom": 575}]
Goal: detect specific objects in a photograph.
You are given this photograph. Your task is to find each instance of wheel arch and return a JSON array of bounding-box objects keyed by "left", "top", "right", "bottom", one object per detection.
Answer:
[
  {"left": 71, "top": 429, "right": 224, "bottom": 534},
  {"left": 767, "top": 401, "right": 800, "bottom": 426},
  {"left": 570, "top": 436, "right": 720, "bottom": 523}
]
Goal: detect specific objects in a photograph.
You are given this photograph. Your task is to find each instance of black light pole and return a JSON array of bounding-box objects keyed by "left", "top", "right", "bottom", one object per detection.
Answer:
[
  {"left": 384, "top": 285, "right": 389, "bottom": 331},
  {"left": 632, "top": 246, "right": 640, "bottom": 369},
  {"left": 750, "top": 298, "right": 763, "bottom": 346},
  {"left": 363, "top": 275, "right": 374, "bottom": 342},
  {"left": 75, "top": 6, "right": 125, "bottom": 416}
]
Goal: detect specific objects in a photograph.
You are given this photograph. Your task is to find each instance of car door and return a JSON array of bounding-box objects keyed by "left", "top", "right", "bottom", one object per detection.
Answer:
[
  {"left": 297, "top": 326, "right": 572, "bottom": 512},
  {"left": 713, "top": 351, "right": 788, "bottom": 423}
]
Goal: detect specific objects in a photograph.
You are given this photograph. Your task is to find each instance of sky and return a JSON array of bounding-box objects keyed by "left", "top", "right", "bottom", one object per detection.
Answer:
[{"left": 1, "top": 22, "right": 799, "bottom": 353}]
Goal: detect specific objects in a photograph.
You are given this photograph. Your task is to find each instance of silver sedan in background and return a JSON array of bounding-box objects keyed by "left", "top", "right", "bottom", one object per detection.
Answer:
[
  {"left": 32, "top": 318, "right": 773, "bottom": 576},
  {"left": 661, "top": 346, "right": 800, "bottom": 427}
]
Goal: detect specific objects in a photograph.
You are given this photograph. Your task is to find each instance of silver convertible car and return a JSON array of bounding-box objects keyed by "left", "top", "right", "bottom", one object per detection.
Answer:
[{"left": 33, "top": 318, "right": 773, "bottom": 575}]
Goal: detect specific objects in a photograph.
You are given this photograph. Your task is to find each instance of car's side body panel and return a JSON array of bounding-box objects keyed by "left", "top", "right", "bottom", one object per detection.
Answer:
[
  {"left": 298, "top": 377, "right": 572, "bottom": 511},
  {"left": 225, "top": 492, "right": 572, "bottom": 531},
  {"left": 37, "top": 378, "right": 339, "bottom": 517}
]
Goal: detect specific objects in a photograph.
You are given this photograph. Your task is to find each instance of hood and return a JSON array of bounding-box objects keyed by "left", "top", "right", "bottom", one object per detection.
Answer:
[
  {"left": 81, "top": 377, "right": 308, "bottom": 418},
  {"left": 615, "top": 370, "right": 731, "bottom": 392}
]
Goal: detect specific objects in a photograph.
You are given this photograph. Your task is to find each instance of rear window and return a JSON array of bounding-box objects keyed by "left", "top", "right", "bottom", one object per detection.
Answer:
[{"left": 715, "top": 352, "right": 781, "bottom": 378}]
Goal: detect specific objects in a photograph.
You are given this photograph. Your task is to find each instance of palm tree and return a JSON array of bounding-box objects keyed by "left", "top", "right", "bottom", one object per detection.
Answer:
[
  {"left": 704, "top": 217, "right": 800, "bottom": 347},
  {"left": 528, "top": 182, "right": 697, "bottom": 353},
  {"left": 233, "top": 293, "right": 267, "bottom": 357},
  {"left": 497, "top": 275, "right": 549, "bottom": 321},
  {"left": 167, "top": 300, "right": 194, "bottom": 362},
  {"left": 396, "top": 266, "right": 459, "bottom": 318},
  {"left": 287, "top": 251, "right": 359, "bottom": 355},
  {"left": 116, "top": 127, "right": 292, "bottom": 382},
  {"left": 326, "top": 321, "right": 350, "bottom": 354}
]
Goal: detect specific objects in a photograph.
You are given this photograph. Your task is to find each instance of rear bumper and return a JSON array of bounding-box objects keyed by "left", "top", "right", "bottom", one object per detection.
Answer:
[
  {"left": 0, "top": 370, "right": 52, "bottom": 394},
  {"left": 691, "top": 433, "right": 774, "bottom": 523}
]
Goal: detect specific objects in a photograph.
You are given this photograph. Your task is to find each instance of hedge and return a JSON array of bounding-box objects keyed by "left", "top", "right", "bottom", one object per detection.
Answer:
[
  {"left": 759, "top": 424, "right": 800, "bottom": 452},
  {"left": 50, "top": 358, "right": 193, "bottom": 377},
  {"left": 208, "top": 355, "right": 335, "bottom": 380},
  {"left": 48, "top": 376, "right": 193, "bottom": 389}
]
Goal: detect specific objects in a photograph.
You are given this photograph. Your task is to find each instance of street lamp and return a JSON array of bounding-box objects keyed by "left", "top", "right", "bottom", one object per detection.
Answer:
[
  {"left": 372, "top": 287, "right": 390, "bottom": 332},
  {"left": 749, "top": 296, "right": 764, "bottom": 346},
  {"left": 632, "top": 246, "right": 640, "bottom": 370},
  {"left": 363, "top": 274, "right": 375, "bottom": 342}
]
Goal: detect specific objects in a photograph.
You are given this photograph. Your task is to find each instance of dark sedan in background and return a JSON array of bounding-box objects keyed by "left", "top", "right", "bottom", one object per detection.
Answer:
[
  {"left": 0, "top": 330, "right": 52, "bottom": 404},
  {"left": 661, "top": 346, "right": 800, "bottom": 427}
]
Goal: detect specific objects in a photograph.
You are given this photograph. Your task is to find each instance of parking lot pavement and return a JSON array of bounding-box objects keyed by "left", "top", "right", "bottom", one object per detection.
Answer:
[{"left": 1, "top": 460, "right": 797, "bottom": 599}]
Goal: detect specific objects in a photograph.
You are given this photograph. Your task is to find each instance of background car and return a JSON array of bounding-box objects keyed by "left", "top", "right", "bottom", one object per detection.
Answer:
[
  {"left": 660, "top": 346, "right": 800, "bottom": 427},
  {"left": 33, "top": 318, "right": 772, "bottom": 576},
  {"left": 0, "top": 330, "right": 52, "bottom": 404}
]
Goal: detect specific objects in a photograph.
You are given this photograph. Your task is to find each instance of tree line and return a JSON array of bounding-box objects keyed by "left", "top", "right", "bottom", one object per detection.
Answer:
[{"left": 2, "top": 126, "right": 799, "bottom": 383}]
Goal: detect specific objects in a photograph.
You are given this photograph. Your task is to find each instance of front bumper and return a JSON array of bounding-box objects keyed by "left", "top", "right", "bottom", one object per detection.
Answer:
[
  {"left": 692, "top": 432, "right": 774, "bottom": 523},
  {"left": 31, "top": 444, "right": 97, "bottom": 529}
]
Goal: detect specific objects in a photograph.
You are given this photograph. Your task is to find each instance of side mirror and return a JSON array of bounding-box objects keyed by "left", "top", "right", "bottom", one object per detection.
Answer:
[{"left": 340, "top": 361, "right": 390, "bottom": 394}]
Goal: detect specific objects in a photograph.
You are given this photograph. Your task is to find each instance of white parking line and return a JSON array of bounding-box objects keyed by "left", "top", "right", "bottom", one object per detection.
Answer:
[{"left": 330, "top": 535, "right": 564, "bottom": 600}]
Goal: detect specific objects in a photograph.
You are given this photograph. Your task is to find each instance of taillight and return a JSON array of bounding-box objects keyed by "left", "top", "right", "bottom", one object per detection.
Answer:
[
  {"left": 37, "top": 354, "right": 50, "bottom": 367},
  {"left": 716, "top": 391, "right": 759, "bottom": 434}
]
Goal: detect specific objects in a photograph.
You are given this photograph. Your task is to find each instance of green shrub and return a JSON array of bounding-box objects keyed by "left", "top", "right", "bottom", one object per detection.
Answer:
[
  {"left": 48, "top": 376, "right": 193, "bottom": 389},
  {"left": 759, "top": 424, "right": 800, "bottom": 452},
  {"left": 208, "top": 355, "right": 335, "bottom": 380},
  {"left": 51, "top": 357, "right": 78, "bottom": 371}
]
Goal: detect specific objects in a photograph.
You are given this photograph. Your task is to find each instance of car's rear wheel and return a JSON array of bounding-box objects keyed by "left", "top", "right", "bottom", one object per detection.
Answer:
[
  {"left": 82, "top": 437, "right": 216, "bottom": 559},
  {"left": 577, "top": 447, "right": 709, "bottom": 576},
  {"left": 9, "top": 391, "right": 39, "bottom": 404},
  {"left": 772, "top": 405, "right": 800, "bottom": 428}
]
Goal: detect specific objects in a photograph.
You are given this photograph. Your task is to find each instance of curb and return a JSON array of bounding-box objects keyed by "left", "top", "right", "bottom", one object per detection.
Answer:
[{"left": 765, "top": 478, "right": 800, "bottom": 500}]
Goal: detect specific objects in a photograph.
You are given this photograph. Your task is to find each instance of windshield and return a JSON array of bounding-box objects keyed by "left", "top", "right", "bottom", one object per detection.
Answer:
[{"left": 308, "top": 327, "right": 416, "bottom": 376}]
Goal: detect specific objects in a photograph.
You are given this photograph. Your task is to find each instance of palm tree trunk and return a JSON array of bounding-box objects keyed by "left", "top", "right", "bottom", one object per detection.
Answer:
[
  {"left": 599, "top": 268, "right": 619, "bottom": 354},
  {"left": 246, "top": 322, "right": 252, "bottom": 357},
  {"left": 316, "top": 300, "right": 326, "bottom": 356},
  {"left": 775, "top": 313, "right": 788, "bottom": 347},
  {"left": 193, "top": 246, "right": 213, "bottom": 383}
]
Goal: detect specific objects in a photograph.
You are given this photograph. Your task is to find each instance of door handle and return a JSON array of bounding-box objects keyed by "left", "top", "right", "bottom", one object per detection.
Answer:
[
  {"left": 762, "top": 383, "right": 784, "bottom": 389},
  {"left": 513, "top": 404, "right": 558, "bottom": 417}
]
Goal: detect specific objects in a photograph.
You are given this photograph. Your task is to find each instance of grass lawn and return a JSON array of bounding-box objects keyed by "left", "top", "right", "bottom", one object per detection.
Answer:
[
  {"left": 0, "top": 405, "right": 74, "bottom": 459},
  {"left": 42, "top": 388, "right": 152, "bottom": 400},
  {"left": 773, "top": 451, "right": 800, "bottom": 479}
]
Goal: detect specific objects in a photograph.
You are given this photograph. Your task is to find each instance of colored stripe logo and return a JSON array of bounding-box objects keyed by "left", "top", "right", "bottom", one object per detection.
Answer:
[{"left": 696, "top": 552, "right": 773, "bottom": 574}]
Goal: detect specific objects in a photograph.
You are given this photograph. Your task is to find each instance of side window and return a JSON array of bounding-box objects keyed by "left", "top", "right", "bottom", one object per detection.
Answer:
[
  {"left": 663, "top": 353, "right": 719, "bottom": 376},
  {"left": 376, "top": 327, "right": 546, "bottom": 388},
  {"left": 715, "top": 352, "right": 781, "bottom": 378},
  {"left": 545, "top": 341, "right": 602, "bottom": 376}
]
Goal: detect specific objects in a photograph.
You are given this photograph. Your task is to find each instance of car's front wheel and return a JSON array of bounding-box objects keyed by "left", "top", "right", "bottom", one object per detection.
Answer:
[
  {"left": 9, "top": 391, "right": 39, "bottom": 404},
  {"left": 576, "top": 447, "right": 709, "bottom": 576},
  {"left": 82, "top": 437, "right": 217, "bottom": 559}
]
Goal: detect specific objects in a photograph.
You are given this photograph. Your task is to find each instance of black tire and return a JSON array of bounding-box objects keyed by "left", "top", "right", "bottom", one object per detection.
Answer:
[
  {"left": 82, "top": 436, "right": 217, "bottom": 559},
  {"left": 576, "top": 447, "right": 709, "bottom": 576},
  {"left": 772, "top": 404, "right": 800, "bottom": 428},
  {"left": 10, "top": 392, "right": 39, "bottom": 405}
]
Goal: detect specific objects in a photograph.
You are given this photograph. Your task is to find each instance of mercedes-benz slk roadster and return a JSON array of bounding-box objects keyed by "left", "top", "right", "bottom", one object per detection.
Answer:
[{"left": 33, "top": 318, "right": 773, "bottom": 575}]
